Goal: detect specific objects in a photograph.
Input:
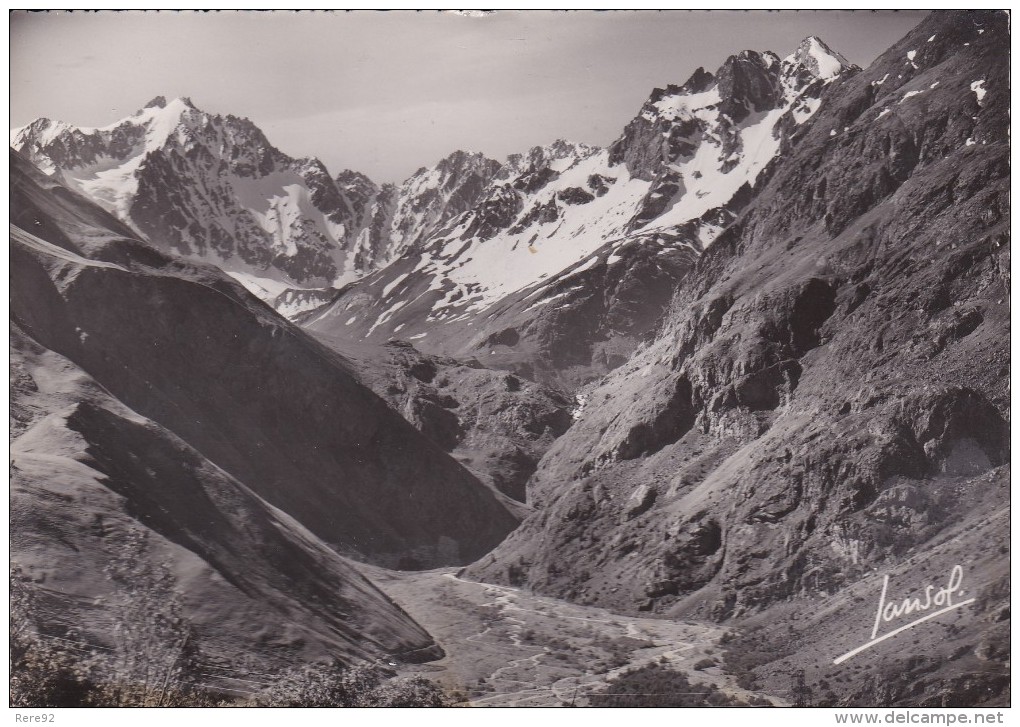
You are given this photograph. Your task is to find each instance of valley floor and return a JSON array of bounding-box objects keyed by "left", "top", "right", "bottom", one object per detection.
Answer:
[{"left": 366, "top": 567, "right": 786, "bottom": 707}]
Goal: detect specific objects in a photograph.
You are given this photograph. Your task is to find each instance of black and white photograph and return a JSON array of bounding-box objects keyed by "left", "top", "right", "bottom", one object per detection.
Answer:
[{"left": 8, "top": 8, "right": 1010, "bottom": 713}]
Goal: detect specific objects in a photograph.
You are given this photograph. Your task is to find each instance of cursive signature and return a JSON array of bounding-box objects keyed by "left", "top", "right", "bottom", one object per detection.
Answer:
[{"left": 833, "top": 564, "right": 975, "bottom": 665}]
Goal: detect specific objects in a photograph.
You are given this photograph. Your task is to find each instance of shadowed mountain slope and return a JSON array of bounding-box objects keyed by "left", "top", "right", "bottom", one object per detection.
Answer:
[{"left": 11, "top": 149, "right": 518, "bottom": 570}]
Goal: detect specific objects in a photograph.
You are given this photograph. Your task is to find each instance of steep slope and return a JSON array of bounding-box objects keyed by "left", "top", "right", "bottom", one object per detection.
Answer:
[
  {"left": 466, "top": 10, "right": 1008, "bottom": 703},
  {"left": 11, "top": 324, "right": 439, "bottom": 676},
  {"left": 304, "top": 39, "right": 855, "bottom": 389},
  {"left": 343, "top": 151, "right": 503, "bottom": 271},
  {"left": 10, "top": 149, "right": 518, "bottom": 568},
  {"left": 386, "top": 150, "right": 503, "bottom": 259}
]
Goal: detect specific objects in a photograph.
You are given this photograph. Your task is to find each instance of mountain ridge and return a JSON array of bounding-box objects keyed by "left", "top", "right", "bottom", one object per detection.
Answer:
[
  {"left": 10, "top": 102, "right": 505, "bottom": 315},
  {"left": 11, "top": 33, "right": 853, "bottom": 331},
  {"left": 302, "top": 36, "right": 855, "bottom": 390},
  {"left": 10, "top": 147, "right": 519, "bottom": 569}
]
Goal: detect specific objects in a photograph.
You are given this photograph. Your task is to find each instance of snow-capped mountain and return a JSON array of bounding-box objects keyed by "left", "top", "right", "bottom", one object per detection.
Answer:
[
  {"left": 11, "top": 100, "right": 503, "bottom": 315},
  {"left": 10, "top": 36, "right": 851, "bottom": 331},
  {"left": 10, "top": 37, "right": 849, "bottom": 328},
  {"left": 303, "top": 37, "right": 856, "bottom": 387},
  {"left": 10, "top": 96, "right": 377, "bottom": 296},
  {"left": 608, "top": 37, "right": 853, "bottom": 234}
]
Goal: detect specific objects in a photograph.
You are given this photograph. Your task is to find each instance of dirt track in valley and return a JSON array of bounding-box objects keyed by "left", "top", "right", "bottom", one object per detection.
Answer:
[{"left": 368, "top": 567, "right": 786, "bottom": 707}]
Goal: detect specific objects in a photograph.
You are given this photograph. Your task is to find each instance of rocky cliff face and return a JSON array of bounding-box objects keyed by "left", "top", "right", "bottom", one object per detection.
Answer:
[
  {"left": 465, "top": 10, "right": 1009, "bottom": 692},
  {"left": 313, "top": 336, "right": 574, "bottom": 506},
  {"left": 305, "top": 38, "right": 853, "bottom": 390},
  {"left": 388, "top": 150, "right": 502, "bottom": 258}
]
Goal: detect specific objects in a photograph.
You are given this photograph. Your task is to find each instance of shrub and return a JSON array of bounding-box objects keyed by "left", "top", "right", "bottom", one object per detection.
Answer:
[
  {"left": 589, "top": 663, "right": 748, "bottom": 707},
  {"left": 10, "top": 568, "right": 97, "bottom": 706},
  {"left": 10, "top": 530, "right": 208, "bottom": 708},
  {"left": 252, "top": 661, "right": 449, "bottom": 707},
  {"left": 10, "top": 629, "right": 98, "bottom": 706},
  {"left": 95, "top": 529, "right": 198, "bottom": 706}
]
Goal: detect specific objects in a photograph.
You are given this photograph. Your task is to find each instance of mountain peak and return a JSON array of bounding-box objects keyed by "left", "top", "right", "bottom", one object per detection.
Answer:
[
  {"left": 546, "top": 138, "right": 597, "bottom": 158},
  {"left": 680, "top": 66, "right": 715, "bottom": 94},
  {"left": 10, "top": 117, "right": 80, "bottom": 151},
  {"left": 141, "top": 95, "right": 198, "bottom": 114},
  {"left": 785, "top": 35, "right": 853, "bottom": 79}
]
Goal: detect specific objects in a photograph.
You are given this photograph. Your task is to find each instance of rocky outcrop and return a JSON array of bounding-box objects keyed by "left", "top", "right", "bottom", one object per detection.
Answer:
[
  {"left": 466, "top": 10, "right": 1009, "bottom": 631},
  {"left": 609, "top": 45, "right": 853, "bottom": 183},
  {"left": 315, "top": 338, "right": 573, "bottom": 504},
  {"left": 389, "top": 150, "right": 502, "bottom": 256}
]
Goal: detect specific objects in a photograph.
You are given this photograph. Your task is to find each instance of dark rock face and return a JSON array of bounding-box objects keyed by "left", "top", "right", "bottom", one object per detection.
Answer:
[
  {"left": 316, "top": 337, "right": 574, "bottom": 504},
  {"left": 681, "top": 66, "right": 715, "bottom": 93},
  {"left": 461, "top": 184, "right": 523, "bottom": 241},
  {"left": 336, "top": 169, "right": 380, "bottom": 219},
  {"left": 10, "top": 149, "right": 518, "bottom": 570},
  {"left": 449, "top": 139, "right": 598, "bottom": 241},
  {"left": 557, "top": 186, "right": 595, "bottom": 205},
  {"left": 715, "top": 50, "right": 783, "bottom": 122},
  {"left": 352, "top": 182, "right": 399, "bottom": 272},
  {"left": 466, "top": 10, "right": 1009, "bottom": 641},
  {"left": 130, "top": 144, "right": 347, "bottom": 283},
  {"left": 11, "top": 100, "right": 369, "bottom": 286},
  {"left": 587, "top": 174, "right": 613, "bottom": 196}
]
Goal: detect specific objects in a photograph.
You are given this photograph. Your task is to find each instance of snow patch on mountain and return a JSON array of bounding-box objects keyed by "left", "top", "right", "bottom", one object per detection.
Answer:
[
  {"left": 13, "top": 98, "right": 195, "bottom": 213},
  {"left": 788, "top": 36, "right": 850, "bottom": 79},
  {"left": 417, "top": 150, "right": 651, "bottom": 314},
  {"left": 383, "top": 272, "right": 411, "bottom": 298},
  {"left": 971, "top": 79, "right": 987, "bottom": 105},
  {"left": 226, "top": 272, "right": 295, "bottom": 299},
  {"left": 638, "top": 107, "right": 785, "bottom": 234}
]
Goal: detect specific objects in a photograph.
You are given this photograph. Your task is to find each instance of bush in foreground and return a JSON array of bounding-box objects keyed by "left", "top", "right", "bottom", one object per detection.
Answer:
[
  {"left": 249, "top": 661, "right": 449, "bottom": 707},
  {"left": 588, "top": 663, "right": 748, "bottom": 707}
]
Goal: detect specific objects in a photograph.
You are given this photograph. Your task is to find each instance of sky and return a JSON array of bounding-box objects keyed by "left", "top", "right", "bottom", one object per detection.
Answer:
[{"left": 10, "top": 10, "right": 926, "bottom": 183}]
